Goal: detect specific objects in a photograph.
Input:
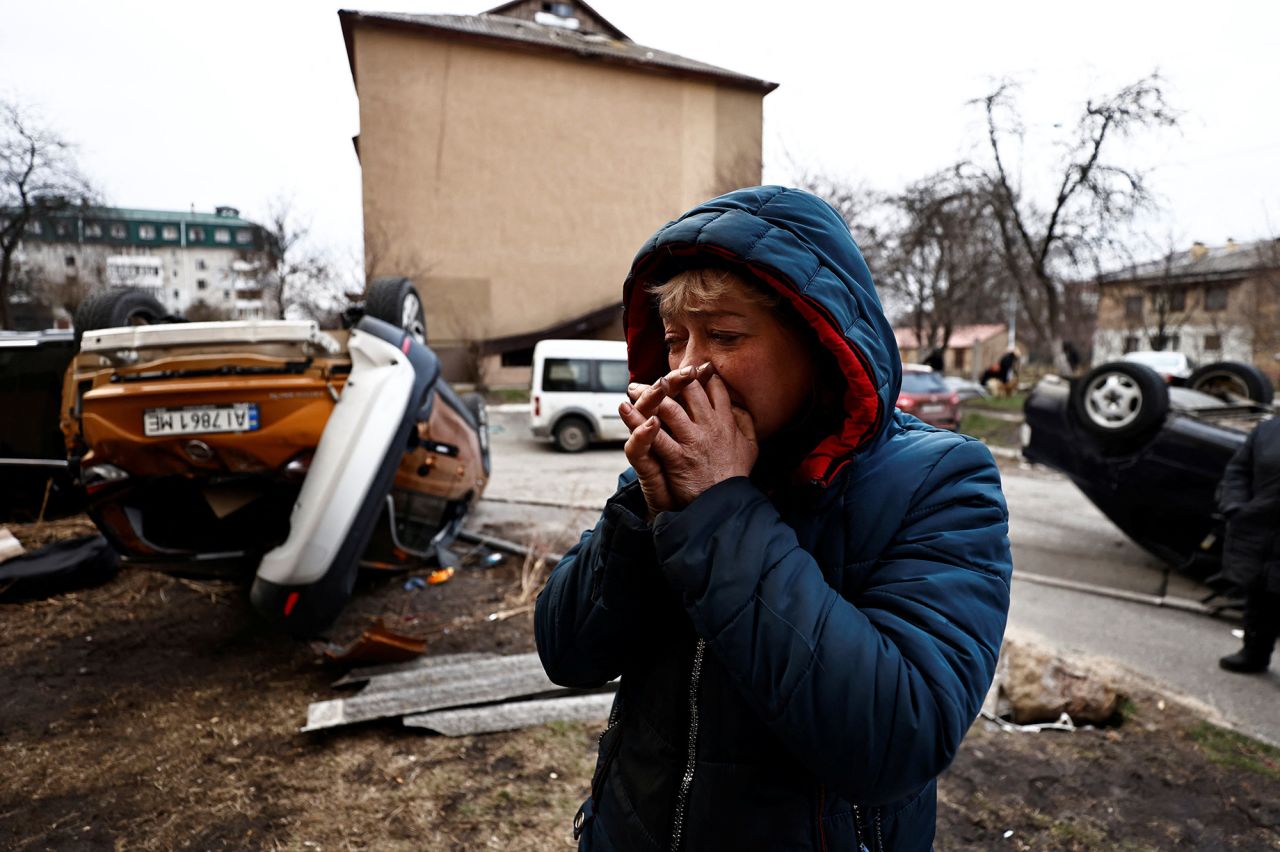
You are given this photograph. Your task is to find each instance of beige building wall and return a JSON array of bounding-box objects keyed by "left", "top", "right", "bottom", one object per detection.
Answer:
[{"left": 351, "top": 25, "right": 765, "bottom": 383}]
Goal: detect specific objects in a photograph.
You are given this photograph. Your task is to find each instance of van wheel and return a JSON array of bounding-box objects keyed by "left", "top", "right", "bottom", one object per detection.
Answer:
[
  {"left": 553, "top": 417, "right": 591, "bottom": 453},
  {"left": 365, "top": 277, "right": 426, "bottom": 344}
]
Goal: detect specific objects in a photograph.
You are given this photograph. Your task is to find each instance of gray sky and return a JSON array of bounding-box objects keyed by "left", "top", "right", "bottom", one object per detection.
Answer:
[{"left": 3, "top": 0, "right": 1278, "bottom": 271}]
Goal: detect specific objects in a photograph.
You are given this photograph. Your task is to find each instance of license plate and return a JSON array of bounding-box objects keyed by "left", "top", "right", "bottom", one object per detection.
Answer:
[
  {"left": 920, "top": 404, "right": 945, "bottom": 415},
  {"left": 144, "top": 404, "right": 260, "bottom": 437}
]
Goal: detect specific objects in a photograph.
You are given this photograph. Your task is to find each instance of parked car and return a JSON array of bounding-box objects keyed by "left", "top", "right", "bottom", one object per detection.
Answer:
[
  {"left": 942, "top": 374, "right": 989, "bottom": 402},
  {"left": 897, "top": 364, "right": 961, "bottom": 430},
  {"left": 529, "top": 338, "right": 630, "bottom": 452},
  {"left": 61, "top": 280, "right": 489, "bottom": 635},
  {"left": 1122, "top": 349, "right": 1195, "bottom": 381},
  {"left": 1022, "top": 358, "right": 1274, "bottom": 575}
]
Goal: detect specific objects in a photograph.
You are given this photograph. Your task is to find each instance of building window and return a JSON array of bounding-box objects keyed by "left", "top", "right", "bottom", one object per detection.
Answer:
[
  {"left": 197, "top": 279, "right": 208, "bottom": 290},
  {"left": 1122, "top": 335, "right": 1142, "bottom": 354},
  {"left": 139, "top": 224, "right": 156, "bottom": 240},
  {"left": 1204, "top": 284, "right": 1229, "bottom": 311},
  {"left": 1166, "top": 288, "right": 1186, "bottom": 312},
  {"left": 65, "top": 255, "right": 75, "bottom": 267},
  {"left": 162, "top": 225, "right": 178, "bottom": 240},
  {"left": 214, "top": 228, "right": 231, "bottom": 244},
  {"left": 235, "top": 229, "right": 253, "bottom": 245},
  {"left": 109, "top": 223, "right": 126, "bottom": 239},
  {"left": 173, "top": 288, "right": 179, "bottom": 299},
  {"left": 223, "top": 290, "right": 231, "bottom": 300},
  {"left": 189, "top": 226, "right": 205, "bottom": 241},
  {"left": 500, "top": 347, "right": 535, "bottom": 368},
  {"left": 85, "top": 222, "right": 103, "bottom": 238},
  {"left": 1124, "top": 295, "right": 1143, "bottom": 321},
  {"left": 196, "top": 259, "right": 207, "bottom": 270},
  {"left": 54, "top": 221, "right": 70, "bottom": 237},
  {"left": 25, "top": 220, "right": 41, "bottom": 235},
  {"left": 1204, "top": 333, "right": 1222, "bottom": 351}
]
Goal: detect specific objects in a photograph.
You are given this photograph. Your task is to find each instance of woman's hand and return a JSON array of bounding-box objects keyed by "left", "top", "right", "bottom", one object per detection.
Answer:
[
  {"left": 619, "top": 365, "right": 758, "bottom": 513},
  {"left": 618, "top": 366, "right": 704, "bottom": 519}
]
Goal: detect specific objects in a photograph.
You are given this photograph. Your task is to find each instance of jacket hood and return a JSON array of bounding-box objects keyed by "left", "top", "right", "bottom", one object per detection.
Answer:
[{"left": 622, "top": 185, "right": 901, "bottom": 486}]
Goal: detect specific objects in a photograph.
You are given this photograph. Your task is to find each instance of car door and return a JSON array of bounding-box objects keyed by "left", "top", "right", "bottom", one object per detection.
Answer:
[{"left": 594, "top": 359, "right": 631, "bottom": 440}]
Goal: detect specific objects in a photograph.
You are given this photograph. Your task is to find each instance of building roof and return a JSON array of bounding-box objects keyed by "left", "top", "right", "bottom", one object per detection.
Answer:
[
  {"left": 338, "top": 8, "right": 777, "bottom": 94},
  {"left": 1100, "top": 238, "right": 1280, "bottom": 285},
  {"left": 482, "top": 0, "right": 629, "bottom": 41},
  {"left": 894, "top": 323, "right": 1007, "bottom": 351},
  {"left": 26, "top": 204, "right": 260, "bottom": 228}
]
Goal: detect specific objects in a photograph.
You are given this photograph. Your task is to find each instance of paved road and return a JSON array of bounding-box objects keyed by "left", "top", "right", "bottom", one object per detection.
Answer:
[{"left": 475, "top": 407, "right": 1279, "bottom": 745}]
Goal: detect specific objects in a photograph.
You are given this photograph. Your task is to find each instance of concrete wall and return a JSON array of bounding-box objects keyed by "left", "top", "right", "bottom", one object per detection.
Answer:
[{"left": 351, "top": 25, "right": 765, "bottom": 381}]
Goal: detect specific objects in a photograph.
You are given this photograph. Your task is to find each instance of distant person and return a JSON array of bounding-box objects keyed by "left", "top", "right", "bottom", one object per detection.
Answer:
[
  {"left": 535, "top": 186, "right": 1012, "bottom": 850},
  {"left": 1216, "top": 418, "right": 1280, "bottom": 674},
  {"left": 1062, "top": 341, "right": 1082, "bottom": 375},
  {"left": 980, "top": 362, "right": 1004, "bottom": 396},
  {"left": 924, "top": 347, "right": 945, "bottom": 373},
  {"left": 998, "top": 349, "right": 1019, "bottom": 395}
]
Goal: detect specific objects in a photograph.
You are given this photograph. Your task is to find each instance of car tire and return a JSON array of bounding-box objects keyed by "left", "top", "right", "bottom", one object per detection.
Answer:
[
  {"left": 365, "top": 277, "right": 426, "bottom": 344},
  {"left": 553, "top": 416, "right": 591, "bottom": 453},
  {"left": 461, "top": 392, "right": 491, "bottom": 475},
  {"left": 73, "top": 288, "right": 170, "bottom": 347},
  {"left": 1069, "top": 361, "right": 1170, "bottom": 441},
  {"left": 1188, "top": 361, "right": 1274, "bottom": 405}
]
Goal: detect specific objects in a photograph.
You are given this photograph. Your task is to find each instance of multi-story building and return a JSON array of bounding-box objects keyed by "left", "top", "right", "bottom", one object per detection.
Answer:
[
  {"left": 1093, "top": 239, "right": 1280, "bottom": 383},
  {"left": 5, "top": 204, "right": 275, "bottom": 327},
  {"left": 340, "top": 0, "right": 776, "bottom": 385}
]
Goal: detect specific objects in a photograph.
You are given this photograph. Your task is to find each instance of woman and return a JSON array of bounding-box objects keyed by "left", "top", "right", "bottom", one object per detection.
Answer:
[{"left": 535, "top": 186, "right": 1011, "bottom": 851}]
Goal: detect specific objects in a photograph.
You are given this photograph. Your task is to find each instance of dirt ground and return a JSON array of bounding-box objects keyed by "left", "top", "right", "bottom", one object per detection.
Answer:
[{"left": 2, "top": 516, "right": 1278, "bottom": 851}]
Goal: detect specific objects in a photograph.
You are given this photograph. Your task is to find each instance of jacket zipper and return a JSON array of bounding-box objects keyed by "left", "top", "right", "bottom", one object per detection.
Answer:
[
  {"left": 853, "top": 804, "right": 882, "bottom": 852},
  {"left": 669, "top": 637, "right": 706, "bottom": 851}
]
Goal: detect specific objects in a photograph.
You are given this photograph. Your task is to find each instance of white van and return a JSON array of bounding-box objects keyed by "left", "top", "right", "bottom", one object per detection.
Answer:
[{"left": 530, "top": 338, "right": 630, "bottom": 452}]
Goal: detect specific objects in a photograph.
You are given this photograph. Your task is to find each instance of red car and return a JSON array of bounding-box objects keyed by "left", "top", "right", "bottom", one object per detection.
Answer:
[{"left": 897, "top": 365, "right": 961, "bottom": 429}]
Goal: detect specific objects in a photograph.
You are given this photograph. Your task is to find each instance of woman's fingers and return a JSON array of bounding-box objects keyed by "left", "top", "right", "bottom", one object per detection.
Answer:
[{"left": 730, "top": 404, "right": 757, "bottom": 444}]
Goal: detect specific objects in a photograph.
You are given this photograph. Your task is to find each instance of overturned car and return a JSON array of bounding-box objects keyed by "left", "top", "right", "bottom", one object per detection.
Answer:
[
  {"left": 1022, "top": 359, "right": 1274, "bottom": 576},
  {"left": 60, "top": 281, "right": 489, "bottom": 635}
]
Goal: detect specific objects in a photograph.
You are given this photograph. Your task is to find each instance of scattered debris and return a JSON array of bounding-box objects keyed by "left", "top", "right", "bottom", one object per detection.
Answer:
[
  {"left": 404, "top": 692, "right": 614, "bottom": 736},
  {"left": 0, "top": 527, "right": 24, "bottom": 563},
  {"left": 427, "top": 566, "right": 455, "bottom": 585},
  {"left": 332, "top": 652, "right": 498, "bottom": 688},
  {"left": 403, "top": 576, "right": 427, "bottom": 591},
  {"left": 995, "top": 639, "right": 1121, "bottom": 725},
  {"left": 318, "top": 620, "right": 427, "bottom": 665},
  {"left": 304, "top": 651, "right": 617, "bottom": 736},
  {"left": 0, "top": 534, "right": 119, "bottom": 600},
  {"left": 981, "top": 710, "right": 1079, "bottom": 734}
]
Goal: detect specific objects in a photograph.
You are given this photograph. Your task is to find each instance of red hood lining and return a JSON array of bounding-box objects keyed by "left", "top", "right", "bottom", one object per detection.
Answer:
[{"left": 624, "top": 245, "right": 881, "bottom": 486}]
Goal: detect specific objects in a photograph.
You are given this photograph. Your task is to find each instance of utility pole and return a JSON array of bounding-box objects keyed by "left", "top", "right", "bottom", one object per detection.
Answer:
[{"left": 1006, "top": 289, "right": 1017, "bottom": 351}]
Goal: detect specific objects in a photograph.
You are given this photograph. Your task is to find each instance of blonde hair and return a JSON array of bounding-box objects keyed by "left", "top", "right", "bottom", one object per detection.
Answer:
[{"left": 649, "top": 268, "right": 781, "bottom": 319}]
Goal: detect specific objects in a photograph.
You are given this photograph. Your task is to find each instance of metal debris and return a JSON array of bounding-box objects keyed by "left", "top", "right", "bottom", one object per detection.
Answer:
[{"left": 404, "top": 691, "right": 615, "bottom": 736}]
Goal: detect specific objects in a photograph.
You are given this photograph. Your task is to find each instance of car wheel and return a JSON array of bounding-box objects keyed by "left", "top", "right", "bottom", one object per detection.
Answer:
[
  {"left": 1069, "top": 361, "right": 1170, "bottom": 440},
  {"left": 73, "top": 288, "right": 171, "bottom": 347},
  {"left": 365, "top": 277, "right": 426, "bottom": 344},
  {"left": 1188, "top": 361, "right": 1274, "bottom": 405},
  {"left": 553, "top": 417, "right": 591, "bottom": 453}
]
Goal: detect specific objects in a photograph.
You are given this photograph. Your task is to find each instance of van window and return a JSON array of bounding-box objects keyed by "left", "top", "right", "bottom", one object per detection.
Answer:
[
  {"left": 543, "top": 358, "right": 591, "bottom": 392},
  {"left": 598, "top": 361, "right": 629, "bottom": 393}
]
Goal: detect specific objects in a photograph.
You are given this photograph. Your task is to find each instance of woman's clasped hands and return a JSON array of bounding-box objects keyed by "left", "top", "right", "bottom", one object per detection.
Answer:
[{"left": 618, "top": 363, "right": 758, "bottom": 518}]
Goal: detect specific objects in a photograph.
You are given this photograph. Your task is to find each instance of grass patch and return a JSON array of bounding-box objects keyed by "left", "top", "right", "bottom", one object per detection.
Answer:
[
  {"left": 1189, "top": 721, "right": 1280, "bottom": 780},
  {"left": 963, "top": 392, "right": 1028, "bottom": 412},
  {"left": 960, "top": 412, "right": 1022, "bottom": 448},
  {"left": 487, "top": 387, "right": 530, "bottom": 404}
]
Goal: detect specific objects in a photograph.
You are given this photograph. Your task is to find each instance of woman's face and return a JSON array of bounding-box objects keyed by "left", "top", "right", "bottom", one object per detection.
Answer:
[{"left": 662, "top": 277, "right": 817, "bottom": 441}]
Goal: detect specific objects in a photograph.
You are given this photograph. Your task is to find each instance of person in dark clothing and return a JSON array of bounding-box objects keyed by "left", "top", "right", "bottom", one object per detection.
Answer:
[
  {"left": 1062, "top": 341, "right": 1082, "bottom": 375},
  {"left": 923, "top": 347, "right": 945, "bottom": 373},
  {"left": 1217, "top": 417, "right": 1280, "bottom": 673},
  {"left": 535, "top": 187, "right": 1012, "bottom": 851}
]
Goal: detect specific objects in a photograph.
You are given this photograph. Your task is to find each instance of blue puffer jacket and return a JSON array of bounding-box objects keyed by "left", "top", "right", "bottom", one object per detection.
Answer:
[{"left": 535, "top": 186, "right": 1011, "bottom": 852}]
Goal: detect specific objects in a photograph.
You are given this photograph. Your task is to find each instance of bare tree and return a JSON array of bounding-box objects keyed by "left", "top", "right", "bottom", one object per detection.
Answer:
[
  {"left": 876, "top": 165, "right": 1006, "bottom": 357},
  {"left": 975, "top": 75, "right": 1179, "bottom": 369},
  {"left": 239, "top": 196, "right": 341, "bottom": 321},
  {"left": 0, "top": 99, "right": 97, "bottom": 328}
]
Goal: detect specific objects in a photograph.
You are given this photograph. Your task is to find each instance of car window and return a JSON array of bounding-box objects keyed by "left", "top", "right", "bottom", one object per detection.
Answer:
[
  {"left": 901, "top": 372, "right": 947, "bottom": 393},
  {"left": 597, "top": 360, "right": 629, "bottom": 393},
  {"left": 542, "top": 358, "right": 591, "bottom": 392}
]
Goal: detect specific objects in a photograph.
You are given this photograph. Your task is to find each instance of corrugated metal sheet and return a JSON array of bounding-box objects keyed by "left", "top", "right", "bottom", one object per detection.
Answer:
[{"left": 403, "top": 691, "right": 615, "bottom": 736}]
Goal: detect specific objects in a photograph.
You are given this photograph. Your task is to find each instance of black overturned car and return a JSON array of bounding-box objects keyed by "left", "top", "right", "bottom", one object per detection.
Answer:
[{"left": 1022, "top": 359, "right": 1275, "bottom": 576}]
